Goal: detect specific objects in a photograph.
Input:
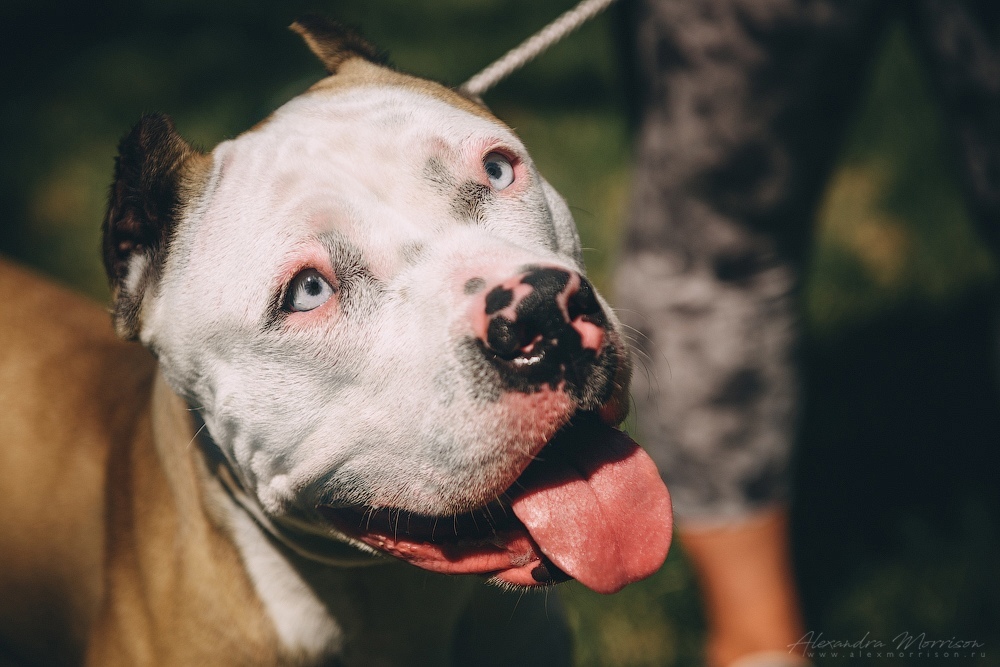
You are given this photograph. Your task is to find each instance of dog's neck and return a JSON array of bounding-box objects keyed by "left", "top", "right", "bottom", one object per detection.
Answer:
[
  {"left": 146, "top": 374, "right": 337, "bottom": 659},
  {"left": 186, "top": 394, "right": 378, "bottom": 569},
  {"left": 89, "top": 371, "right": 288, "bottom": 664},
  {"left": 104, "top": 372, "right": 476, "bottom": 665}
]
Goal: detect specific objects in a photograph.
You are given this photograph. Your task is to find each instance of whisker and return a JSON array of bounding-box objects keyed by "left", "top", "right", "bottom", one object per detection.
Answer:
[
  {"left": 185, "top": 421, "right": 208, "bottom": 452},
  {"left": 609, "top": 307, "right": 656, "bottom": 328},
  {"left": 510, "top": 588, "right": 526, "bottom": 621},
  {"left": 617, "top": 321, "right": 651, "bottom": 343}
]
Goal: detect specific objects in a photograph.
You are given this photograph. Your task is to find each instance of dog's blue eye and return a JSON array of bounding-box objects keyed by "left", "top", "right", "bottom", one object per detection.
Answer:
[
  {"left": 483, "top": 152, "right": 514, "bottom": 190},
  {"left": 287, "top": 269, "right": 334, "bottom": 312}
]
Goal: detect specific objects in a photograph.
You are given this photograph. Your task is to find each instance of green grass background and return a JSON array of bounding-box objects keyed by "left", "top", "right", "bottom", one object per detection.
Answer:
[{"left": 1, "top": 2, "right": 997, "bottom": 665}]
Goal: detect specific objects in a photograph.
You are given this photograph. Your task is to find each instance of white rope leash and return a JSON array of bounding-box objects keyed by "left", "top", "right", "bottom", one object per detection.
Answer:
[{"left": 460, "top": 0, "right": 620, "bottom": 97}]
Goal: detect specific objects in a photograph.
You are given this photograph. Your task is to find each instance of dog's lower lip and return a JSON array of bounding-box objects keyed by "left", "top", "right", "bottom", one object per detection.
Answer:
[
  {"left": 317, "top": 500, "right": 566, "bottom": 587},
  {"left": 318, "top": 499, "right": 520, "bottom": 545}
]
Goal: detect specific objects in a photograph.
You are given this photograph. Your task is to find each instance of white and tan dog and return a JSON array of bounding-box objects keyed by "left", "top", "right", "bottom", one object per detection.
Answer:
[{"left": 0, "top": 17, "right": 672, "bottom": 666}]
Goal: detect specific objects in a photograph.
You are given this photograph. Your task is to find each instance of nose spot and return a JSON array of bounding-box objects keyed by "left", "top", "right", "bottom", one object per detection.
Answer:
[
  {"left": 470, "top": 267, "right": 607, "bottom": 390},
  {"left": 463, "top": 277, "right": 486, "bottom": 295},
  {"left": 485, "top": 286, "right": 513, "bottom": 314}
]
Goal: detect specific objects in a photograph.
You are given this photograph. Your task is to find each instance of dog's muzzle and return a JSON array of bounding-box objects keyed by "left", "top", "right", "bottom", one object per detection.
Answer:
[
  {"left": 320, "top": 413, "right": 673, "bottom": 594},
  {"left": 314, "top": 266, "right": 672, "bottom": 595}
]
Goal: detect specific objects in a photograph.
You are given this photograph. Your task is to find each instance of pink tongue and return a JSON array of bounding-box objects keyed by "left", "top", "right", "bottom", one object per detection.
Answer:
[{"left": 510, "top": 419, "right": 673, "bottom": 594}]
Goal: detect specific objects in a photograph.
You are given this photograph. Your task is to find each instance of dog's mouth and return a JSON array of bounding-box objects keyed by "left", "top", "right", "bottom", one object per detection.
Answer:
[{"left": 318, "top": 412, "right": 672, "bottom": 595}]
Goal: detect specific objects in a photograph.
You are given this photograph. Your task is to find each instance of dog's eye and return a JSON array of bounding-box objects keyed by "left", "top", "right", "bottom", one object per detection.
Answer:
[
  {"left": 286, "top": 269, "right": 334, "bottom": 312},
  {"left": 483, "top": 152, "right": 514, "bottom": 190}
]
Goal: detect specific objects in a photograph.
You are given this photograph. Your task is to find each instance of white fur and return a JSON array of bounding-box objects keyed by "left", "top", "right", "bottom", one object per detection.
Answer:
[
  {"left": 124, "top": 252, "right": 149, "bottom": 297},
  {"left": 227, "top": 497, "right": 342, "bottom": 660}
]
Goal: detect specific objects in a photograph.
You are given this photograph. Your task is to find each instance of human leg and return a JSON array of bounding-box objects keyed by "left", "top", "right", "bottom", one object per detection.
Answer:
[{"left": 616, "top": 1, "right": 890, "bottom": 663}]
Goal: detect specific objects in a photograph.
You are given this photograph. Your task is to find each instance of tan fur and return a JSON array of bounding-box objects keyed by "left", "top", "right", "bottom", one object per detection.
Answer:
[
  {"left": 0, "top": 259, "right": 129, "bottom": 663},
  {"left": 0, "top": 259, "right": 282, "bottom": 665},
  {"left": 308, "top": 58, "right": 500, "bottom": 123},
  {"left": 247, "top": 59, "right": 499, "bottom": 135},
  {"left": 286, "top": 15, "right": 495, "bottom": 118},
  {"left": 288, "top": 17, "right": 382, "bottom": 75}
]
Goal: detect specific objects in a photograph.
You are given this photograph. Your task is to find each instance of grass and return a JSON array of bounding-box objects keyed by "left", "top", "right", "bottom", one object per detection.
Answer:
[{"left": 805, "top": 24, "right": 996, "bottom": 337}]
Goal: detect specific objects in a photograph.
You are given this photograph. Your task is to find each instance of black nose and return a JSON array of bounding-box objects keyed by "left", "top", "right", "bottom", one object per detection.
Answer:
[{"left": 478, "top": 267, "right": 607, "bottom": 389}]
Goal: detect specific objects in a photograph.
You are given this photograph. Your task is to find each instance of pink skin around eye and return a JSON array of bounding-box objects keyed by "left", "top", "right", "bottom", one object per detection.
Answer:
[
  {"left": 275, "top": 245, "right": 340, "bottom": 325},
  {"left": 462, "top": 138, "right": 529, "bottom": 194}
]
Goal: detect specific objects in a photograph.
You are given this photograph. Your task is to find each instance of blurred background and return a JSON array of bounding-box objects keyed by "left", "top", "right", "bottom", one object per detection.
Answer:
[{"left": 1, "top": 1, "right": 997, "bottom": 664}]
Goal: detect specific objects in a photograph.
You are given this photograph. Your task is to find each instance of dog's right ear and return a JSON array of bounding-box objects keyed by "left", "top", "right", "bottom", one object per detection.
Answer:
[
  {"left": 290, "top": 15, "right": 385, "bottom": 74},
  {"left": 103, "top": 113, "right": 207, "bottom": 341}
]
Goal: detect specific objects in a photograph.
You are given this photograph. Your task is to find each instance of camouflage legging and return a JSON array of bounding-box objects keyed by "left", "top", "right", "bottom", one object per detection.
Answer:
[{"left": 615, "top": 0, "right": 1000, "bottom": 521}]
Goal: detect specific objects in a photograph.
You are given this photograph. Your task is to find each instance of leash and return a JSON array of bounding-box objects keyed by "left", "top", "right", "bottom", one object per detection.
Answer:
[{"left": 460, "top": 0, "right": 620, "bottom": 98}]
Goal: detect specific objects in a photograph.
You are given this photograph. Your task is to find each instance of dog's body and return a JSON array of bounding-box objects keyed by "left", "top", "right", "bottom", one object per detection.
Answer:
[{"left": 0, "top": 18, "right": 670, "bottom": 666}]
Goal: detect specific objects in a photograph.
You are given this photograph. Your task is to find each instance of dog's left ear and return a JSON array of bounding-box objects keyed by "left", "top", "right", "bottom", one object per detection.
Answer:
[
  {"left": 290, "top": 15, "right": 385, "bottom": 74},
  {"left": 103, "top": 113, "right": 208, "bottom": 340}
]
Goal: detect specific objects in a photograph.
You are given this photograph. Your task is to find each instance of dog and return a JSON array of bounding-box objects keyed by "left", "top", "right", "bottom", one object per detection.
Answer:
[{"left": 0, "top": 16, "right": 672, "bottom": 666}]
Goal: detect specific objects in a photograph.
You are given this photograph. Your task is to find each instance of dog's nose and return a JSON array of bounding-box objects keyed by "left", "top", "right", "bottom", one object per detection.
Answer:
[{"left": 470, "top": 267, "right": 607, "bottom": 388}]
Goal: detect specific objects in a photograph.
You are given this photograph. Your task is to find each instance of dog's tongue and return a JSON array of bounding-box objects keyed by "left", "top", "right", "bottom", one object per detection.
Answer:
[{"left": 510, "top": 416, "right": 673, "bottom": 594}]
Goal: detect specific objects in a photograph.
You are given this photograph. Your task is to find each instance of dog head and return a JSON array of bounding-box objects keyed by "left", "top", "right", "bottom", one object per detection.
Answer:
[{"left": 102, "top": 16, "right": 671, "bottom": 594}]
